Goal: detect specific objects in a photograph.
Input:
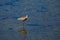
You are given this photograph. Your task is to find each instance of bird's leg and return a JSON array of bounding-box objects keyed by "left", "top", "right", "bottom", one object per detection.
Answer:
[
  {"left": 22, "top": 21, "right": 25, "bottom": 29},
  {"left": 23, "top": 21, "right": 27, "bottom": 30},
  {"left": 20, "top": 21, "right": 28, "bottom": 39}
]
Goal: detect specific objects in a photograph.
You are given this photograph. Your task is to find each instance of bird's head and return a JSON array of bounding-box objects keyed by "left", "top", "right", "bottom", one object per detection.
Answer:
[{"left": 25, "top": 15, "right": 28, "bottom": 18}]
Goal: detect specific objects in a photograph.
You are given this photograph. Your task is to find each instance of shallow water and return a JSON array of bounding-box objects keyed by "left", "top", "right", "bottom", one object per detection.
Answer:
[{"left": 0, "top": 0, "right": 60, "bottom": 40}]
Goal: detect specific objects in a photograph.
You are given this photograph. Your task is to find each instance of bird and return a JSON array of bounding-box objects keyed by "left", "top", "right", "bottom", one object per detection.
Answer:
[
  {"left": 17, "top": 15, "right": 28, "bottom": 22},
  {"left": 17, "top": 15, "right": 28, "bottom": 36}
]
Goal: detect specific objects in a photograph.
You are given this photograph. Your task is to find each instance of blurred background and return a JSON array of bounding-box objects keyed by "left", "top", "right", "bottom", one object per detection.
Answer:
[{"left": 0, "top": 0, "right": 60, "bottom": 40}]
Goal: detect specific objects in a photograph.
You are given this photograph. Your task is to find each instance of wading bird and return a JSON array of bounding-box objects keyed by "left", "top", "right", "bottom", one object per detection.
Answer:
[
  {"left": 17, "top": 15, "right": 28, "bottom": 22},
  {"left": 17, "top": 15, "right": 28, "bottom": 35},
  {"left": 17, "top": 15, "right": 28, "bottom": 28}
]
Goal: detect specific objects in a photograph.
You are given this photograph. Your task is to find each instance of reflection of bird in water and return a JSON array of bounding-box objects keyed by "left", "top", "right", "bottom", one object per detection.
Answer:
[
  {"left": 20, "top": 28, "right": 27, "bottom": 35},
  {"left": 17, "top": 15, "right": 28, "bottom": 22}
]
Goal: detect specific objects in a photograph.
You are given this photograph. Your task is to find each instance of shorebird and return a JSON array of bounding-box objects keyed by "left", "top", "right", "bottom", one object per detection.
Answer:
[
  {"left": 17, "top": 15, "right": 28, "bottom": 22},
  {"left": 17, "top": 15, "right": 28, "bottom": 29},
  {"left": 17, "top": 15, "right": 28, "bottom": 36}
]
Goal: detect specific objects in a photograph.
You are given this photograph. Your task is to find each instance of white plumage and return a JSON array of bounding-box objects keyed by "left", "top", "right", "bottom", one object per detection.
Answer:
[{"left": 17, "top": 15, "right": 28, "bottom": 21}]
